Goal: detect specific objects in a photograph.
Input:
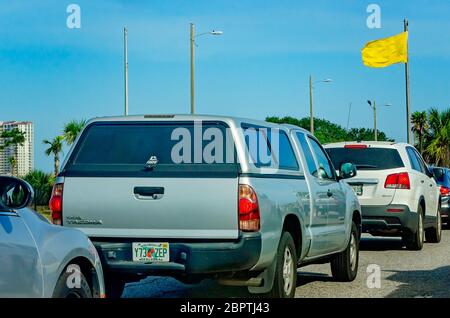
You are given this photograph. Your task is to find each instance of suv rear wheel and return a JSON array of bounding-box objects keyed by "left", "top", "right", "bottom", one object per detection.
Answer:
[
  {"left": 425, "top": 206, "right": 442, "bottom": 243},
  {"left": 403, "top": 205, "right": 424, "bottom": 250},
  {"left": 330, "top": 221, "right": 359, "bottom": 282},
  {"left": 267, "top": 231, "right": 297, "bottom": 298}
]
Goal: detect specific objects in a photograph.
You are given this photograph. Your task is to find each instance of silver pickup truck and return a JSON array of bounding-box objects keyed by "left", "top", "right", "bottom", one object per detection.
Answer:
[{"left": 51, "top": 115, "right": 361, "bottom": 298}]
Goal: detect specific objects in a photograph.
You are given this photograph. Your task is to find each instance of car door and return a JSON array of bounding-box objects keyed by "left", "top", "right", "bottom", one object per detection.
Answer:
[
  {"left": 0, "top": 208, "right": 42, "bottom": 297},
  {"left": 406, "top": 147, "right": 436, "bottom": 220},
  {"left": 307, "top": 137, "right": 347, "bottom": 252},
  {"left": 413, "top": 148, "right": 438, "bottom": 222},
  {"left": 294, "top": 132, "right": 329, "bottom": 256}
]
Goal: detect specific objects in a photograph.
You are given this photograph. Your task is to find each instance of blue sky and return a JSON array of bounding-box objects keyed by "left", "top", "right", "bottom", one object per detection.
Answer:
[{"left": 1, "top": 0, "right": 449, "bottom": 172}]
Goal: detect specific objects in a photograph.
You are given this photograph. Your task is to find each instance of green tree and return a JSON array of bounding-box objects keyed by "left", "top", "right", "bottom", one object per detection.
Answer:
[
  {"left": 266, "top": 116, "right": 393, "bottom": 144},
  {"left": 411, "top": 111, "right": 428, "bottom": 155},
  {"left": 23, "top": 170, "right": 55, "bottom": 210},
  {"left": 63, "top": 119, "right": 86, "bottom": 146},
  {"left": 8, "top": 156, "right": 17, "bottom": 177},
  {"left": 425, "top": 108, "right": 450, "bottom": 166},
  {"left": 0, "top": 128, "right": 26, "bottom": 177},
  {"left": 43, "top": 136, "right": 64, "bottom": 176}
]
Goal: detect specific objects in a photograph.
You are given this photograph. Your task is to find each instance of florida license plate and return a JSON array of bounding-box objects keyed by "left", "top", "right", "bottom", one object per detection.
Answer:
[
  {"left": 351, "top": 184, "right": 363, "bottom": 196},
  {"left": 132, "top": 242, "right": 170, "bottom": 262}
]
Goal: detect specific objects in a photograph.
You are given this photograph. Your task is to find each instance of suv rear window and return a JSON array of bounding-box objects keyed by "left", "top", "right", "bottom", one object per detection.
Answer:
[
  {"left": 325, "top": 147, "right": 404, "bottom": 170},
  {"left": 63, "top": 121, "right": 238, "bottom": 177}
]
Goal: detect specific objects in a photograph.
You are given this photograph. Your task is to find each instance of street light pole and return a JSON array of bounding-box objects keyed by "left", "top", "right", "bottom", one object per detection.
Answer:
[
  {"left": 308, "top": 76, "right": 332, "bottom": 134},
  {"left": 124, "top": 27, "right": 128, "bottom": 116},
  {"left": 189, "top": 23, "right": 223, "bottom": 115},
  {"left": 190, "top": 23, "right": 195, "bottom": 115},
  {"left": 309, "top": 75, "right": 314, "bottom": 134},
  {"left": 373, "top": 100, "right": 377, "bottom": 141},
  {"left": 368, "top": 101, "right": 392, "bottom": 141}
]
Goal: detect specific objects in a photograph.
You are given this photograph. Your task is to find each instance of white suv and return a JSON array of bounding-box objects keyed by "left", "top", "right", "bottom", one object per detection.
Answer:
[{"left": 324, "top": 142, "right": 441, "bottom": 250}]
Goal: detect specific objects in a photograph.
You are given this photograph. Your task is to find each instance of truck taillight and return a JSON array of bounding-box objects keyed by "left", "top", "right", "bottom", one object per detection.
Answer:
[
  {"left": 49, "top": 183, "right": 64, "bottom": 225},
  {"left": 238, "top": 184, "right": 260, "bottom": 232},
  {"left": 440, "top": 186, "right": 450, "bottom": 197},
  {"left": 384, "top": 172, "right": 410, "bottom": 190}
]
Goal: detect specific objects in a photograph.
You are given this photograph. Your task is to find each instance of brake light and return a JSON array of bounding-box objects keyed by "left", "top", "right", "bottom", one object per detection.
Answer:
[
  {"left": 49, "top": 183, "right": 64, "bottom": 225},
  {"left": 344, "top": 144, "right": 368, "bottom": 149},
  {"left": 440, "top": 186, "right": 450, "bottom": 197},
  {"left": 384, "top": 172, "right": 410, "bottom": 190},
  {"left": 239, "top": 184, "right": 260, "bottom": 232}
]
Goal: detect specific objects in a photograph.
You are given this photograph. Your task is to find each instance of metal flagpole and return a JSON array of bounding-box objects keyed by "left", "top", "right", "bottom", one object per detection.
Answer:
[{"left": 404, "top": 19, "right": 411, "bottom": 144}]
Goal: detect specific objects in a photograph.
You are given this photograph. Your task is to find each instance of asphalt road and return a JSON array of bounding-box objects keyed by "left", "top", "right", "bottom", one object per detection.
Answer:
[{"left": 123, "top": 229, "right": 450, "bottom": 298}]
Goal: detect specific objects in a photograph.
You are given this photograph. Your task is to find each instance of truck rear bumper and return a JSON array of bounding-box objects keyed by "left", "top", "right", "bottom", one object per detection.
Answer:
[
  {"left": 361, "top": 204, "right": 417, "bottom": 234},
  {"left": 92, "top": 232, "right": 261, "bottom": 277}
]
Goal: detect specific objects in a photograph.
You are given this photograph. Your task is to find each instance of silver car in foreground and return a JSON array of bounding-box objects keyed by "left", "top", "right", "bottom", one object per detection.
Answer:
[
  {"left": 0, "top": 176, "right": 105, "bottom": 298},
  {"left": 53, "top": 115, "right": 361, "bottom": 298}
]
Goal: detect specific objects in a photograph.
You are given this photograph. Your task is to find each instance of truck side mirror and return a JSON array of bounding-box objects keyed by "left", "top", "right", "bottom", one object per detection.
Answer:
[{"left": 340, "top": 163, "right": 357, "bottom": 179}]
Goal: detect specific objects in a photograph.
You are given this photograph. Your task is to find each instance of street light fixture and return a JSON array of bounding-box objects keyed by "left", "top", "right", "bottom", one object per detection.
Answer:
[
  {"left": 367, "top": 100, "right": 392, "bottom": 141},
  {"left": 190, "top": 23, "right": 223, "bottom": 115},
  {"left": 309, "top": 75, "right": 333, "bottom": 134}
]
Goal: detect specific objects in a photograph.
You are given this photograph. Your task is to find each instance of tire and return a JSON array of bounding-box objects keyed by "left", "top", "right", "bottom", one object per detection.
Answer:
[
  {"left": 330, "top": 221, "right": 359, "bottom": 282},
  {"left": 425, "top": 206, "right": 442, "bottom": 243},
  {"left": 52, "top": 265, "right": 92, "bottom": 298},
  {"left": 403, "top": 205, "right": 424, "bottom": 251},
  {"left": 267, "top": 231, "right": 297, "bottom": 298},
  {"left": 105, "top": 275, "right": 127, "bottom": 298}
]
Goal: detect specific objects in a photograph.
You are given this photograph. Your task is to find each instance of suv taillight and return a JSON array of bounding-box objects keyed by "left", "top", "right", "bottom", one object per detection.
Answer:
[
  {"left": 239, "top": 184, "right": 260, "bottom": 232},
  {"left": 49, "top": 183, "right": 64, "bottom": 225},
  {"left": 384, "top": 172, "right": 410, "bottom": 190},
  {"left": 440, "top": 186, "right": 450, "bottom": 197}
]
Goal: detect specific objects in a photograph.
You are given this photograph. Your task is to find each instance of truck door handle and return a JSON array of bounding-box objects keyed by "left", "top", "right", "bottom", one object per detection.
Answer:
[
  {"left": 327, "top": 189, "right": 333, "bottom": 197},
  {"left": 134, "top": 187, "right": 164, "bottom": 200}
]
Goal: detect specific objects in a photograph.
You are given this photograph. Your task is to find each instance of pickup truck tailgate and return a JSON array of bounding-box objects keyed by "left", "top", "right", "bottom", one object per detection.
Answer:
[{"left": 63, "top": 177, "right": 239, "bottom": 239}]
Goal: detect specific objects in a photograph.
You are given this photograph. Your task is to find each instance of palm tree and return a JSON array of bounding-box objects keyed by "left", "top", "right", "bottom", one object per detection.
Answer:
[
  {"left": 43, "top": 136, "right": 64, "bottom": 176},
  {"left": 8, "top": 156, "right": 17, "bottom": 177},
  {"left": 0, "top": 128, "right": 26, "bottom": 177},
  {"left": 23, "top": 170, "right": 55, "bottom": 210},
  {"left": 425, "top": 108, "right": 450, "bottom": 166},
  {"left": 411, "top": 111, "right": 428, "bottom": 155},
  {"left": 63, "top": 119, "right": 86, "bottom": 146}
]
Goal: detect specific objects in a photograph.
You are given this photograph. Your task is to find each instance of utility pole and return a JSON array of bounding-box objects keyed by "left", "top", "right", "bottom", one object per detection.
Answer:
[
  {"left": 124, "top": 27, "right": 129, "bottom": 116},
  {"left": 190, "top": 23, "right": 195, "bottom": 115},
  {"left": 367, "top": 100, "right": 377, "bottom": 141},
  {"left": 309, "top": 75, "right": 314, "bottom": 134},
  {"left": 404, "top": 19, "right": 411, "bottom": 144}
]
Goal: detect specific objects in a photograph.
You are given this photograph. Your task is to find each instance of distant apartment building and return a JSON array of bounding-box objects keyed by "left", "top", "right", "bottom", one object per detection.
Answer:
[{"left": 0, "top": 121, "right": 34, "bottom": 177}]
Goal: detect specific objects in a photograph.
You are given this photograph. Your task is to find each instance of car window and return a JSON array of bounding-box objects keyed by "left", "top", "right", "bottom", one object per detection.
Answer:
[
  {"left": 278, "top": 132, "right": 299, "bottom": 170},
  {"left": 412, "top": 149, "right": 429, "bottom": 175},
  {"left": 242, "top": 125, "right": 300, "bottom": 171},
  {"left": 406, "top": 147, "right": 422, "bottom": 172},
  {"left": 65, "top": 122, "right": 238, "bottom": 175},
  {"left": 296, "top": 132, "right": 317, "bottom": 175},
  {"left": 308, "top": 137, "right": 335, "bottom": 181},
  {"left": 326, "top": 147, "right": 404, "bottom": 171}
]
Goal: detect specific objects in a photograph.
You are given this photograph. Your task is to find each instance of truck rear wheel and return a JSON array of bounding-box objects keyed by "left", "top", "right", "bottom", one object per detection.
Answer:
[
  {"left": 330, "top": 221, "right": 359, "bottom": 282},
  {"left": 267, "top": 231, "right": 297, "bottom": 298},
  {"left": 105, "top": 274, "right": 127, "bottom": 298}
]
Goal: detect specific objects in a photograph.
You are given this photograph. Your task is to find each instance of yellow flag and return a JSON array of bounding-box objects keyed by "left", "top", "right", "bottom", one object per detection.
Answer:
[{"left": 361, "top": 31, "right": 408, "bottom": 68}]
